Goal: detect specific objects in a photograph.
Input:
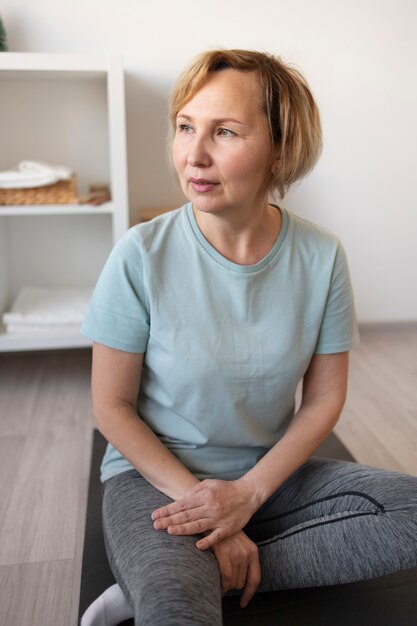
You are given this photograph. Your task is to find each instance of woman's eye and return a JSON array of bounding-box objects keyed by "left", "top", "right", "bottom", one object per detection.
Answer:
[
  {"left": 218, "top": 128, "right": 235, "bottom": 137},
  {"left": 178, "top": 123, "right": 193, "bottom": 133}
]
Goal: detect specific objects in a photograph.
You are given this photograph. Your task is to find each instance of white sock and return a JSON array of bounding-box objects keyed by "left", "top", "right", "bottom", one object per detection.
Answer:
[{"left": 80, "top": 583, "right": 133, "bottom": 626}]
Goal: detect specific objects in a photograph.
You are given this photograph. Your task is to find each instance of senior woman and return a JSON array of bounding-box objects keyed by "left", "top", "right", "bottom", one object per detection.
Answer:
[{"left": 80, "top": 49, "right": 417, "bottom": 626}]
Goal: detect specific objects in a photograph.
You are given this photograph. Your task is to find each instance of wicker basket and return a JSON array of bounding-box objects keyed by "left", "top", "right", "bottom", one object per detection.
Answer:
[{"left": 0, "top": 176, "right": 78, "bottom": 205}]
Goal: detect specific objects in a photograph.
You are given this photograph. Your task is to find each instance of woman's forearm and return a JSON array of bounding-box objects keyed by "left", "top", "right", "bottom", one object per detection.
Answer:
[
  {"left": 239, "top": 402, "right": 342, "bottom": 512},
  {"left": 95, "top": 406, "right": 199, "bottom": 500},
  {"left": 240, "top": 352, "right": 348, "bottom": 513}
]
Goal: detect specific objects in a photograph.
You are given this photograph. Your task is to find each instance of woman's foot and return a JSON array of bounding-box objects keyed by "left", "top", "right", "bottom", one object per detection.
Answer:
[{"left": 80, "top": 583, "right": 133, "bottom": 626}]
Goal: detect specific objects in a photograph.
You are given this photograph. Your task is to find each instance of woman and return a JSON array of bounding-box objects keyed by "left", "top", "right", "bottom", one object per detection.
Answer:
[{"left": 81, "top": 49, "right": 417, "bottom": 626}]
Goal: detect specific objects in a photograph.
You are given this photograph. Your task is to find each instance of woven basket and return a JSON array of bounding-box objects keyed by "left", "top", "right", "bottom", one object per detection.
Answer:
[{"left": 0, "top": 176, "right": 78, "bottom": 205}]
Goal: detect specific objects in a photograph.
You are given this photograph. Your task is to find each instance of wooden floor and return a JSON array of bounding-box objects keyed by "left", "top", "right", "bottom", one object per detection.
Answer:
[{"left": 0, "top": 328, "right": 416, "bottom": 625}]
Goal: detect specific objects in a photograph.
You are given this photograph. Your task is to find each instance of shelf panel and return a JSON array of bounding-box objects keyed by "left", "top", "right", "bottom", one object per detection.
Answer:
[
  {"left": 0, "top": 202, "right": 114, "bottom": 217},
  {"left": 0, "top": 323, "right": 92, "bottom": 352},
  {"left": 0, "top": 53, "right": 112, "bottom": 77}
]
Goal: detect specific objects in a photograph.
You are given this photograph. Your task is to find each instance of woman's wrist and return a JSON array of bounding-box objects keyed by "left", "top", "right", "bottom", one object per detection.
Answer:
[{"left": 236, "top": 475, "right": 266, "bottom": 515}]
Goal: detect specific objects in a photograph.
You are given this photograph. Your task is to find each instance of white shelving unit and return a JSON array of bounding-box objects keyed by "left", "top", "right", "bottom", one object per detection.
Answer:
[
  {"left": 0, "top": 203, "right": 115, "bottom": 217},
  {"left": 0, "top": 53, "right": 129, "bottom": 352}
]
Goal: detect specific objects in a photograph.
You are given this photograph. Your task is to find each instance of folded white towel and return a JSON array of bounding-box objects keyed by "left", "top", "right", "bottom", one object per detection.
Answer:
[
  {"left": 19, "top": 160, "right": 73, "bottom": 180},
  {"left": 3, "top": 286, "right": 93, "bottom": 327},
  {"left": 0, "top": 171, "right": 59, "bottom": 188},
  {"left": 0, "top": 161, "right": 73, "bottom": 189}
]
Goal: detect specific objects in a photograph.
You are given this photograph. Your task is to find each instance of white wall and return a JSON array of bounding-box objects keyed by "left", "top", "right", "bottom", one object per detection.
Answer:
[{"left": 1, "top": 0, "right": 416, "bottom": 323}]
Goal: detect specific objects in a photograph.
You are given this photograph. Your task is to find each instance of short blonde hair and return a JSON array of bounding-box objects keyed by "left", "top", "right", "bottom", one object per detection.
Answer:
[{"left": 169, "top": 49, "right": 322, "bottom": 198}]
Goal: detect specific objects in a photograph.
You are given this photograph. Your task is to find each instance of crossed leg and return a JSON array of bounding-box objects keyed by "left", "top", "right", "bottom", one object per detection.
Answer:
[{"left": 82, "top": 458, "right": 417, "bottom": 625}]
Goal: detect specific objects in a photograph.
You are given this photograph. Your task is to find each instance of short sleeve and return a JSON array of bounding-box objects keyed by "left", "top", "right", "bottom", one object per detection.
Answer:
[
  {"left": 314, "top": 241, "right": 360, "bottom": 354},
  {"left": 80, "top": 228, "right": 150, "bottom": 353}
]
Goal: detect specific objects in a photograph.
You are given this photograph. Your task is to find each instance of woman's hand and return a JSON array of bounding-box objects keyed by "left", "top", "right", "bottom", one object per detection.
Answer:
[
  {"left": 212, "top": 530, "right": 261, "bottom": 608},
  {"left": 151, "top": 477, "right": 261, "bottom": 549}
]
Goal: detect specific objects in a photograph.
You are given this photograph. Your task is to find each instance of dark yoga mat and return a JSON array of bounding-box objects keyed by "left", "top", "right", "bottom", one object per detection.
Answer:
[{"left": 79, "top": 431, "right": 417, "bottom": 625}]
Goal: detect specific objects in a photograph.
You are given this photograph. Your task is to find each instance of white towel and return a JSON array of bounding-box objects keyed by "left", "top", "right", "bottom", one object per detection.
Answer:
[
  {"left": 19, "top": 160, "right": 73, "bottom": 180},
  {"left": 0, "top": 161, "right": 73, "bottom": 189},
  {"left": 0, "top": 171, "right": 59, "bottom": 188},
  {"left": 2, "top": 286, "right": 93, "bottom": 328}
]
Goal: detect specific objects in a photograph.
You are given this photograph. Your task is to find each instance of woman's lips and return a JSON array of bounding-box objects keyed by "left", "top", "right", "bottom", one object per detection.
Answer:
[{"left": 189, "top": 178, "right": 219, "bottom": 193}]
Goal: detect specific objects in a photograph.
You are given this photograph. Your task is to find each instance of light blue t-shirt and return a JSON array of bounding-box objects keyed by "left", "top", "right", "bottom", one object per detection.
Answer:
[{"left": 81, "top": 203, "right": 359, "bottom": 482}]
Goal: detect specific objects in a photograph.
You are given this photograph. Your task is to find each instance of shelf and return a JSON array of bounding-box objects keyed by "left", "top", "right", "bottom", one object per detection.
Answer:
[
  {"left": 0, "top": 323, "right": 92, "bottom": 352},
  {"left": 0, "top": 202, "right": 115, "bottom": 217},
  {"left": 0, "top": 53, "right": 129, "bottom": 352},
  {"left": 0, "top": 52, "right": 111, "bottom": 78}
]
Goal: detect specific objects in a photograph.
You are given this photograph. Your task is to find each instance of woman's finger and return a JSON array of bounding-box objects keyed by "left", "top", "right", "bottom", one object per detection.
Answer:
[
  {"left": 152, "top": 505, "right": 206, "bottom": 529},
  {"left": 164, "top": 519, "right": 210, "bottom": 535},
  {"left": 239, "top": 555, "right": 261, "bottom": 608},
  {"left": 219, "top": 559, "right": 233, "bottom": 595},
  {"left": 235, "top": 559, "right": 248, "bottom": 591},
  {"left": 195, "top": 527, "right": 224, "bottom": 550},
  {"left": 151, "top": 492, "right": 205, "bottom": 520}
]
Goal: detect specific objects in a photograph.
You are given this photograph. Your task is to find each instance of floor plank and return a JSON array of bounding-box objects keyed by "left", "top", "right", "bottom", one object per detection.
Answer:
[
  {"left": 335, "top": 329, "right": 417, "bottom": 475},
  {"left": 0, "top": 435, "right": 26, "bottom": 531},
  {"left": 0, "top": 427, "right": 90, "bottom": 566},
  {"left": 0, "top": 560, "right": 74, "bottom": 626}
]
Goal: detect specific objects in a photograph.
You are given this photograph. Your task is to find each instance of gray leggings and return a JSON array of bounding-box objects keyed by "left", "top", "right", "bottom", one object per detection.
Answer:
[{"left": 102, "top": 457, "right": 417, "bottom": 626}]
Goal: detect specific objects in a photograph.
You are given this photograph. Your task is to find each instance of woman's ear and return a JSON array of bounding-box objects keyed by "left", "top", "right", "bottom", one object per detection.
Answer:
[
  {"left": 271, "top": 152, "right": 282, "bottom": 174},
  {"left": 271, "top": 141, "right": 283, "bottom": 169},
  {"left": 272, "top": 141, "right": 289, "bottom": 172}
]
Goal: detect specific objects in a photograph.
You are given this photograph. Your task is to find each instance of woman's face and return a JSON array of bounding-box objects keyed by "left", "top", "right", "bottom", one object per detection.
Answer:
[{"left": 172, "top": 69, "right": 275, "bottom": 218}]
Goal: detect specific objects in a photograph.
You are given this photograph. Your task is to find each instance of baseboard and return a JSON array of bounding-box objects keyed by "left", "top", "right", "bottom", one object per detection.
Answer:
[{"left": 359, "top": 320, "right": 417, "bottom": 334}]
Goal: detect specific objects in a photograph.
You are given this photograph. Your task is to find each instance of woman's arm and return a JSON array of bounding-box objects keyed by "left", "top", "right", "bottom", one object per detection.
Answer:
[
  {"left": 241, "top": 351, "right": 349, "bottom": 507},
  {"left": 92, "top": 342, "right": 199, "bottom": 500},
  {"left": 152, "top": 352, "right": 349, "bottom": 548},
  {"left": 93, "top": 341, "right": 260, "bottom": 604}
]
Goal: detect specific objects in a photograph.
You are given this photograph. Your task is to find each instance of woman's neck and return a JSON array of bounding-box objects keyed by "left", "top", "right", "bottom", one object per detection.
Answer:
[{"left": 192, "top": 202, "right": 282, "bottom": 266}]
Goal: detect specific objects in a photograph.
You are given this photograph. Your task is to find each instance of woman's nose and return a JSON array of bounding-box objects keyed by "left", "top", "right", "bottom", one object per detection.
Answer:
[{"left": 187, "top": 135, "right": 212, "bottom": 168}]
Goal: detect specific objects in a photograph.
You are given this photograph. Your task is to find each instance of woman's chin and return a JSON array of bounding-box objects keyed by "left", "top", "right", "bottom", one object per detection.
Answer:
[{"left": 189, "top": 196, "right": 225, "bottom": 214}]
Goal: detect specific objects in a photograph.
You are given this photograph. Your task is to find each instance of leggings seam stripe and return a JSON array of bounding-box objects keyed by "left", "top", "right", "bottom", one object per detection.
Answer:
[
  {"left": 250, "top": 490, "right": 386, "bottom": 527},
  {"left": 257, "top": 511, "right": 381, "bottom": 547}
]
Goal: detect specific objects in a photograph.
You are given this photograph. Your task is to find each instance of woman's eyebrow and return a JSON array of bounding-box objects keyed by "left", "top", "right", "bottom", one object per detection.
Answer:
[{"left": 177, "top": 113, "right": 247, "bottom": 127}]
